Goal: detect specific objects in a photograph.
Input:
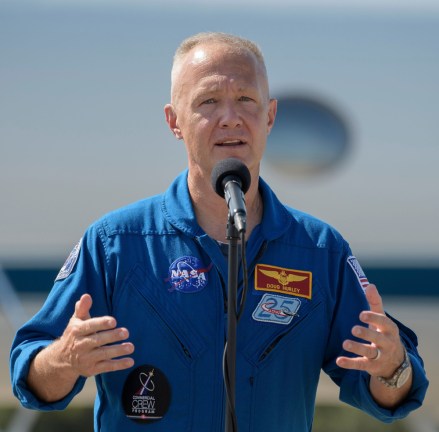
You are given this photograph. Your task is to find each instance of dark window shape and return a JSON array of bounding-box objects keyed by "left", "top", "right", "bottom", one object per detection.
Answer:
[{"left": 267, "top": 96, "right": 351, "bottom": 175}]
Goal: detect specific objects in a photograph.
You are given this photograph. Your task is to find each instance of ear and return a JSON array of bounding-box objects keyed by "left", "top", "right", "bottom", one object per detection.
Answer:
[
  {"left": 164, "top": 103, "right": 183, "bottom": 140},
  {"left": 266, "top": 98, "right": 277, "bottom": 135}
]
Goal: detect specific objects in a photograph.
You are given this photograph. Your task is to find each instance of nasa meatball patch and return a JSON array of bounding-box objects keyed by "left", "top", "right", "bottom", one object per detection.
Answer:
[
  {"left": 166, "top": 255, "right": 212, "bottom": 293},
  {"left": 55, "top": 239, "right": 82, "bottom": 281}
]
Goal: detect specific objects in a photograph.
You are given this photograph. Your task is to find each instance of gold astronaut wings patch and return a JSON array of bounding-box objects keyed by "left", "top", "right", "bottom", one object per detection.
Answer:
[{"left": 255, "top": 264, "right": 312, "bottom": 299}]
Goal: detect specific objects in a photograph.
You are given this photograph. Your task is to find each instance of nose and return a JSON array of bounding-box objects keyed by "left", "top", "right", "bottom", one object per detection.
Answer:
[{"left": 219, "top": 101, "right": 242, "bottom": 129}]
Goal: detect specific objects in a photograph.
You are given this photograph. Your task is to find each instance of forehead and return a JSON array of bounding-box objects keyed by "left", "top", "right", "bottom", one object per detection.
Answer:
[
  {"left": 173, "top": 43, "right": 268, "bottom": 98},
  {"left": 187, "top": 42, "right": 259, "bottom": 68}
]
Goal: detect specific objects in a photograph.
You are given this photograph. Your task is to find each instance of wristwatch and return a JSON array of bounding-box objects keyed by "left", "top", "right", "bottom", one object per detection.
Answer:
[{"left": 377, "top": 347, "right": 412, "bottom": 389}]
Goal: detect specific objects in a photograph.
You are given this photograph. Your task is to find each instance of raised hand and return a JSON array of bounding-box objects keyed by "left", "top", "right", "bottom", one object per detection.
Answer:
[
  {"left": 60, "top": 294, "right": 135, "bottom": 377},
  {"left": 336, "top": 284, "right": 405, "bottom": 377},
  {"left": 336, "top": 284, "right": 412, "bottom": 408},
  {"left": 27, "top": 294, "right": 135, "bottom": 402}
]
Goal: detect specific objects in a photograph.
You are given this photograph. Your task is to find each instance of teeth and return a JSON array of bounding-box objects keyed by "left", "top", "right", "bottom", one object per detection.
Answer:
[{"left": 221, "top": 140, "right": 242, "bottom": 145}]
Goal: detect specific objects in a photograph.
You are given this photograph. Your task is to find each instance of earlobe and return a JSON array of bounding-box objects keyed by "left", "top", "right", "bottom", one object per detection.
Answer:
[{"left": 164, "top": 104, "right": 183, "bottom": 140}]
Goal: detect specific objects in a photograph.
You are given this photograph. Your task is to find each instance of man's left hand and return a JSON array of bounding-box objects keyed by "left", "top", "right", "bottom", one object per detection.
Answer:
[{"left": 336, "top": 284, "right": 405, "bottom": 379}]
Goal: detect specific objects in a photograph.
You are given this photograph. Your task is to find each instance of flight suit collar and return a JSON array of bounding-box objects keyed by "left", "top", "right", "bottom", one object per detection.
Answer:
[{"left": 162, "top": 170, "right": 292, "bottom": 241}]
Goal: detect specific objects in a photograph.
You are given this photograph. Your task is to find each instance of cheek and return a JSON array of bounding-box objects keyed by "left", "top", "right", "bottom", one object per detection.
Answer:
[
  {"left": 182, "top": 118, "right": 211, "bottom": 151},
  {"left": 250, "top": 114, "right": 270, "bottom": 137},
  {"left": 190, "top": 116, "right": 212, "bottom": 138},
  {"left": 244, "top": 105, "right": 267, "bottom": 123}
]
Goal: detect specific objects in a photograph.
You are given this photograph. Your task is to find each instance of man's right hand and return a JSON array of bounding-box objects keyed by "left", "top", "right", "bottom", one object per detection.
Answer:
[
  {"left": 27, "top": 294, "right": 135, "bottom": 402},
  {"left": 63, "top": 293, "right": 135, "bottom": 377}
]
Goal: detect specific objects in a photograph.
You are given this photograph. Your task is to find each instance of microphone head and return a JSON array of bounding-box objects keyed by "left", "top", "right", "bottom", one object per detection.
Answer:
[{"left": 211, "top": 158, "right": 251, "bottom": 198}]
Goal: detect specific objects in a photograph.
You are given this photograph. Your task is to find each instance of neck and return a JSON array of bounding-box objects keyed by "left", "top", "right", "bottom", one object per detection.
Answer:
[{"left": 188, "top": 170, "right": 263, "bottom": 242}]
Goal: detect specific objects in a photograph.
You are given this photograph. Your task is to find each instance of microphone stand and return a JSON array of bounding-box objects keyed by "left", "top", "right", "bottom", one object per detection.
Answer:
[{"left": 225, "top": 215, "right": 240, "bottom": 432}]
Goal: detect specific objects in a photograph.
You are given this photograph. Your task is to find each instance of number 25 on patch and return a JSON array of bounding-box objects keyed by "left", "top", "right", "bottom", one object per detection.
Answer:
[{"left": 252, "top": 294, "right": 301, "bottom": 325}]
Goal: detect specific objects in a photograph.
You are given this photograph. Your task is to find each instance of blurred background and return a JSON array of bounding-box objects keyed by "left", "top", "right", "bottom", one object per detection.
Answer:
[{"left": 1, "top": 0, "right": 438, "bottom": 430}]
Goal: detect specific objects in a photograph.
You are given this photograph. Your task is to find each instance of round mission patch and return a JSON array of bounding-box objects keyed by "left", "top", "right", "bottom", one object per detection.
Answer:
[{"left": 122, "top": 365, "right": 171, "bottom": 423}]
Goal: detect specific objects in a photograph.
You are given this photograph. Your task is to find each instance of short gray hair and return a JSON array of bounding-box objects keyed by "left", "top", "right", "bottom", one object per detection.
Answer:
[{"left": 171, "top": 32, "right": 268, "bottom": 100}]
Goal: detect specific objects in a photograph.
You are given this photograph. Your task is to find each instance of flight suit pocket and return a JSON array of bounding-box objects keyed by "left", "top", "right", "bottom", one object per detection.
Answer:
[
  {"left": 242, "top": 286, "right": 325, "bottom": 366},
  {"left": 238, "top": 287, "right": 328, "bottom": 432},
  {"left": 111, "top": 264, "right": 206, "bottom": 431}
]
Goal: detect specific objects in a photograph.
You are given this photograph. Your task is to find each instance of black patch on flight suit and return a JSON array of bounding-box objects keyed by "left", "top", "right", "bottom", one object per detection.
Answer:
[{"left": 122, "top": 365, "right": 171, "bottom": 423}]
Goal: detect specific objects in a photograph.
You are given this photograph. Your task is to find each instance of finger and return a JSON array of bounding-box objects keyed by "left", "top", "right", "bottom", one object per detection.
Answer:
[
  {"left": 75, "top": 316, "right": 118, "bottom": 336},
  {"left": 342, "top": 339, "right": 378, "bottom": 360},
  {"left": 96, "top": 342, "right": 135, "bottom": 362},
  {"left": 74, "top": 294, "right": 93, "bottom": 320},
  {"left": 351, "top": 324, "right": 384, "bottom": 346},
  {"left": 336, "top": 355, "right": 370, "bottom": 372},
  {"left": 88, "top": 327, "right": 131, "bottom": 349},
  {"left": 359, "top": 311, "right": 396, "bottom": 335},
  {"left": 91, "top": 356, "right": 135, "bottom": 376},
  {"left": 81, "top": 343, "right": 135, "bottom": 377},
  {"left": 365, "top": 284, "right": 385, "bottom": 315}
]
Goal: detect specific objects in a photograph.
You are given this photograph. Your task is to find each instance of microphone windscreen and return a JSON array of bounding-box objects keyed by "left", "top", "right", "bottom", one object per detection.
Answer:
[{"left": 211, "top": 158, "right": 251, "bottom": 198}]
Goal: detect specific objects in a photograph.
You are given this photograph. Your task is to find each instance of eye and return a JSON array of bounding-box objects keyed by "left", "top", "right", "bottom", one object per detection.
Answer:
[
  {"left": 202, "top": 98, "right": 216, "bottom": 105},
  {"left": 238, "top": 96, "right": 254, "bottom": 102}
]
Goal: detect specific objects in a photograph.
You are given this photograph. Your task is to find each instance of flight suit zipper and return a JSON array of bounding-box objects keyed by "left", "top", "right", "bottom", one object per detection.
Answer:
[
  {"left": 216, "top": 266, "right": 227, "bottom": 432},
  {"left": 144, "top": 294, "right": 193, "bottom": 360}
]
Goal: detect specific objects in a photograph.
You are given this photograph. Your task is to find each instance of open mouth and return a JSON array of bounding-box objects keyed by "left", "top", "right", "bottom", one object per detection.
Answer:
[{"left": 216, "top": 139, "right": 246, "bottom": 147}]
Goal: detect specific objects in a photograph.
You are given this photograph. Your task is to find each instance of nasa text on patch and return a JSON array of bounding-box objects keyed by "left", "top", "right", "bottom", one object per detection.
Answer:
[
  {"left": 255, "top": 264, "right": 312, "bottom": 299},
  {"left": 165, "top": 256, "right": 212, "bottom": 293}
]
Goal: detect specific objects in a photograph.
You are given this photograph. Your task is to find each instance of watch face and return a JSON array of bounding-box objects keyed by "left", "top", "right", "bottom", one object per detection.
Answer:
[{"left": 377, "top": 349, "right": 412, "bottom": 389}]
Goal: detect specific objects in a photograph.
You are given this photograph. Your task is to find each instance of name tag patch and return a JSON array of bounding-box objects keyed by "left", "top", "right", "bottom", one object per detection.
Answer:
[
  {"left": 252, "top": 294, "right": 301, "bottom": 325},
  {"left": 255, "top": 264, "right": 312, "bottom": 299}
]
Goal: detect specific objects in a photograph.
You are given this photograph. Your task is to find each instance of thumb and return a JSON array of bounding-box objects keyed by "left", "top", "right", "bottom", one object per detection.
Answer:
[
  {"left": 74, "top": 294, "right": 92, "bottom": 320},
  {"left": 365, "top": 284, "right": 385, "bottom": 315}
]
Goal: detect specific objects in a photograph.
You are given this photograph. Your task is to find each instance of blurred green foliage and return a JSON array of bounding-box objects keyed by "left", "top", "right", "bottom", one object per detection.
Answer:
[{"left": 313, "top": 405, "right": 407, "bottom": 432}]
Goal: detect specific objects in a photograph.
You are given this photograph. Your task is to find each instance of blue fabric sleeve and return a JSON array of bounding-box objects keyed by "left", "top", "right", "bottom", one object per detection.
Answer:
[
  {"left": 339, "top": 351, "right": 428, "bottom": 422},
  {"left": 10, "top": 340, "right": 87, "bottom": 410},
  {"left": 323, "top": 245, "right": 429, "bottom": 422},
  {"left": 9, "top": 222, "right": 111, "bottom": 410}
]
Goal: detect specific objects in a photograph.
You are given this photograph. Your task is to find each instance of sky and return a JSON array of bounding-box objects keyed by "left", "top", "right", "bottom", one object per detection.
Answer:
[{"left": 10, "top": 0, "right": 439, "bottom": 9}]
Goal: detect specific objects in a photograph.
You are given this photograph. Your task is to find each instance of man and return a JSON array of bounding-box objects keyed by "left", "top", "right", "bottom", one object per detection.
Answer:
[{"left": 10, "top": 32, "right": 428, "bottom": 431}]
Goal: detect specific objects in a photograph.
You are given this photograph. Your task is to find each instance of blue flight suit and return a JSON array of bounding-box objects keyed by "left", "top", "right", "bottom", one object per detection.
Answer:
[{"left": 10, "top": 170, "right": 428, "bottom": 431}]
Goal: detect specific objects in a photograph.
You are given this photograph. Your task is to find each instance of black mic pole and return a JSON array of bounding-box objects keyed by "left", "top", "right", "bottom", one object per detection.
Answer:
[
  {"left": 225, "top": 214, "right": 240, "bottom": 432},
  {"left": 211, "top": 158, "right": 250, "bottom": 432}
]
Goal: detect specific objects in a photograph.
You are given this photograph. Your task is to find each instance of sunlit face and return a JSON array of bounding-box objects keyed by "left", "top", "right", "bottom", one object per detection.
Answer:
[{"left": 165, "top": 43, "right": 277, "bottom": 181}]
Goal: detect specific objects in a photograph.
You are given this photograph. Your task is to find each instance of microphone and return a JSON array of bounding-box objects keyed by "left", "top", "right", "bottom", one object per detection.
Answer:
[{"left": 211, "top": 158, "right": 251, "bottom": 233}]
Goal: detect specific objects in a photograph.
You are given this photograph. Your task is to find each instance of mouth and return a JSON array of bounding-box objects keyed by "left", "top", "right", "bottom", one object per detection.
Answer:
[{"left": 215, "top": 139, "right": 246, "bottom": 147}]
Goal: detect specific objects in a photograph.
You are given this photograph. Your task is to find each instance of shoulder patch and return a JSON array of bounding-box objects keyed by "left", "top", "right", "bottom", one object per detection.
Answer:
[
  {"left": 55, "top": 239, "right": 82, "bottom": 281},
  {"left": 347, "top": 255, "right": 369, "bottom": 291}
]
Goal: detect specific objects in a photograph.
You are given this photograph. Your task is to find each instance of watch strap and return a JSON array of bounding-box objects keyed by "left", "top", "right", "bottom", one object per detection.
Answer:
[{"left": 376, "top": 347, "right": 412, "bottom": 389}]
